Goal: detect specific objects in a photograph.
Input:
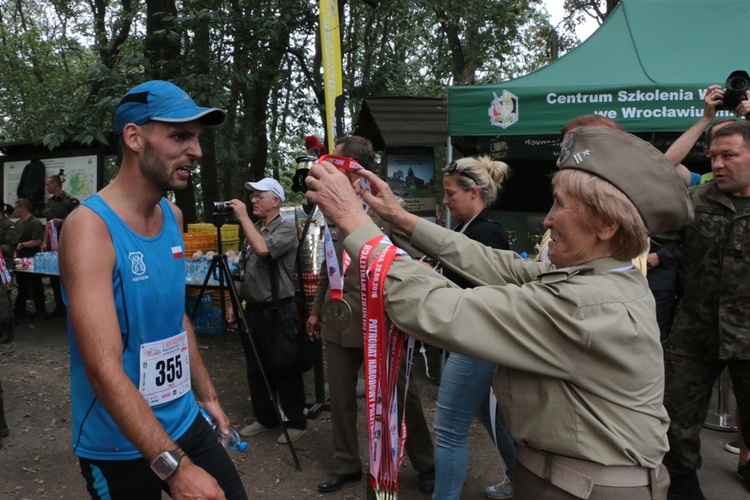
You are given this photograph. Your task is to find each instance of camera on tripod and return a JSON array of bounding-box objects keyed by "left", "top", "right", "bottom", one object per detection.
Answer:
[
  {"left": 213, "top": 201, "right": 231, "bottom": 213},
  {"left": 719, "top": 70, "right": 750, "bottom": 110}
]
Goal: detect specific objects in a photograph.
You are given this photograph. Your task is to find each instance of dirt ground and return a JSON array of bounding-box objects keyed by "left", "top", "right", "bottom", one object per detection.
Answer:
[{"left": 0, "top": 314, "right": 504, "bottom": 499}]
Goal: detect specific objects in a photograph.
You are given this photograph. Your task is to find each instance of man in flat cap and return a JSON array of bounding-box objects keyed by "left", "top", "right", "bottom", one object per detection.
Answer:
[
  {"left": 663, "top": 120, "right": 750, "bottom": 499},
  {"left": 59, "top": 80, "right": 247, "bottom": 499},
  {"left": 305, "top": 127, "right": 692, "bottom": 499}
]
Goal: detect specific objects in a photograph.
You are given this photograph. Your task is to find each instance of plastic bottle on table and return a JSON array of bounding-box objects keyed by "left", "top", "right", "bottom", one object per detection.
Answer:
[
  {"left": 199, "top": 409, "right": 247, "bottom": 452},
  {"left": 35, "top": 252, "right": 45, "bottom": 273}
]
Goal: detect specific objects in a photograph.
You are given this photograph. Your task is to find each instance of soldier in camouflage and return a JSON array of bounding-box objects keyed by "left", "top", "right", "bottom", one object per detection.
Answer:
[
  {"left": 0, "top": 203, "right": 18, "bottom": 344},
  {"left": 664, "top": 120, "right": 750, "bottom": 499},
  {"left": 42, "top": 174, "right": 79, "bottom": 317}
]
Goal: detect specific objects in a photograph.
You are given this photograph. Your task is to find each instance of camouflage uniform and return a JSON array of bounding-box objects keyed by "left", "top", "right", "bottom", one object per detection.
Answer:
[
  {"left": 0, "top": 216, "right": 17, "bottom": 324},
  {"left": 663, "top": 182, "right": 750, "bottom": 475},
  {"left": 43, "top": 191, "right": 79, "bottom": 315},
  {"left": 0, "top": 216, "right": 19, "bottom": 266},
  {"left": 14, "top": 214, "right": 45, "bottom": 318}
]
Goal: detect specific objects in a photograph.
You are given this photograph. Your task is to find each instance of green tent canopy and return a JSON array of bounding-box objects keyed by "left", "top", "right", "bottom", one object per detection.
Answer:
[{"left": 448, "top": 0, "right": 750, "bottom": 137}]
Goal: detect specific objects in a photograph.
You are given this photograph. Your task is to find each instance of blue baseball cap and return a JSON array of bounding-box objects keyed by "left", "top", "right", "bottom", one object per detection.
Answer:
[{"left": 114, "top": 80, "right": 227, "bottom": 135}]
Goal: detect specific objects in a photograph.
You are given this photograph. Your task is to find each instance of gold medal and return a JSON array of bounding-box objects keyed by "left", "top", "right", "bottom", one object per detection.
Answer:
[{"left": 321, "top": 299, "right": 352, "bottom": 331}]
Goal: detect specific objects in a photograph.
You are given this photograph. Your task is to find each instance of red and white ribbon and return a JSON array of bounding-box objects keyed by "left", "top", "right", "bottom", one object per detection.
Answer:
[
  {"left": 322, "top": 223, "right": 351, "bottom": 302},
  {"left": 46, "top": 220, "right": 59, "bottom": 251},
  {"left": 0, "top": 256, "right": 11, "bottom": 286},
  {"left": 318, "top": 154, "right": 364, "bottom": 172},
  {"left": 360, "top": 235, "right": 414, "bottom": 499}
]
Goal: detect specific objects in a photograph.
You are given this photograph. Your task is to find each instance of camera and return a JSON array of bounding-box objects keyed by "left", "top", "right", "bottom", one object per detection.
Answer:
[
  {"left": 292, "top": 155, "right": 318, "bottom": 193},
  {"left": 720, "top": 70, "right": 750, "bottom": 110},
  {"left": 213, "top": 201, "right": 231, "bottom": 213}
]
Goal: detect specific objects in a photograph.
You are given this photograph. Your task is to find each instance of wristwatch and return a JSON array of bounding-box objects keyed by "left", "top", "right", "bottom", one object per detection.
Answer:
[{"left": 150, "top": 448, "right": 185, "bottom": 481}]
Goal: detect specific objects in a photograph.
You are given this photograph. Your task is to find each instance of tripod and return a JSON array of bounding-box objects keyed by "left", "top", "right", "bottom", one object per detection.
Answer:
[{"left": 189, "top": 211, "right": 302, "bottom": 470}]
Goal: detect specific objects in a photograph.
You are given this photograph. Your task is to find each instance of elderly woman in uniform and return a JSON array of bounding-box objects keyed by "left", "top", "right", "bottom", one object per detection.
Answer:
[{"left": 305, "top": 127, "right": 693, "bottom": 500}]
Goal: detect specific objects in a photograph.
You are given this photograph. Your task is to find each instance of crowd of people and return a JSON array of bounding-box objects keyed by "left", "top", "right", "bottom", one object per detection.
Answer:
[
  {"left": 0, "top": 170, "right": 79, "bottom": 346},
  {"left": 1, "top": 76, "right": 749, "bottom": 500}
]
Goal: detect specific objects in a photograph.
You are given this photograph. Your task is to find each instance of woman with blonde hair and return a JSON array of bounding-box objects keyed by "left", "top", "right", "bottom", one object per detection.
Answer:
[{"left": 433, "top": 155, "right": 515, "bottom": 500}]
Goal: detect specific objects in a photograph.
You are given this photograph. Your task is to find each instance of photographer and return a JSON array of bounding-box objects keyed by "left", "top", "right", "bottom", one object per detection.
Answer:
[{"left": 226, "top": 178, "right": 308, "bottom": 444}]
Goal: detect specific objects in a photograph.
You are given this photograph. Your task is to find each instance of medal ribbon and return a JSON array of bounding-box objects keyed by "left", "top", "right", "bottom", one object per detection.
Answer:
[
  {"left": 361, "top": 235, "right": 413, "bottom": 499},
  {"left": 322, "top": 222, "right": 352, "bottom": 302},
  {"left": 319, "top": 154, "right": 372, "bottom": 211},
  {"left": 320, "top": 155, "right": 367, "bottom": 302},
  {"left": 318, "top": 154, "right": 364, "bottom": 172},
  {"left": 46, "top": 220, "right": 59, "bottom": 252}
]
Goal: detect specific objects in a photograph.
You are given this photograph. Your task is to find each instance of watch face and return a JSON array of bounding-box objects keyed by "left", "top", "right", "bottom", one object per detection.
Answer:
[{"left": 151, "top": 451, "right": 180, "bottom": 480}]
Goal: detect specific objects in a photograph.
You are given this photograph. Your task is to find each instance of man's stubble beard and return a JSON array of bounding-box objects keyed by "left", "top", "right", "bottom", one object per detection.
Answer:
[{"left": 141, "top": 139, "right": 188, "bottom": 193}]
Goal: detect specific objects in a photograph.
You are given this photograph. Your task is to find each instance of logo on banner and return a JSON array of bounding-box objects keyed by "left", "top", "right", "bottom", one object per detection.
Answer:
[{"left": 488, "top": 90, "right": 518, "bottom": 129}]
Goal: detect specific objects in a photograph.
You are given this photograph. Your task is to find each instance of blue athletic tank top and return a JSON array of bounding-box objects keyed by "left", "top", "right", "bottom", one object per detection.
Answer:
[{"left": 65, "top": 195, "right": 199, "bottom": 460}]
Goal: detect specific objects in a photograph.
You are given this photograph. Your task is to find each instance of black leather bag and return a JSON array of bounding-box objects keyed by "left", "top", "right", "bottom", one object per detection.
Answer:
[{"left": 266, "top": 261, "right": 319, "bottom": 375}]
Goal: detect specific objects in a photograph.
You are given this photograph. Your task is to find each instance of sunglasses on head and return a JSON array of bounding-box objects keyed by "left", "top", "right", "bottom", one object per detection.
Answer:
[{"left": 448, "top": 161, "right": 479, "bottom": 185}]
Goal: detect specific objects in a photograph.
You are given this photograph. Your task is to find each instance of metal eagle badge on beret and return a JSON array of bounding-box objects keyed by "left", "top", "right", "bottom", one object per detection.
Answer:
[
  {"left": 557, "top": 126, "right": 694, "bottom": 235},
  {"left": 558, "top": 132, "right": 574, "bottom": 165}
]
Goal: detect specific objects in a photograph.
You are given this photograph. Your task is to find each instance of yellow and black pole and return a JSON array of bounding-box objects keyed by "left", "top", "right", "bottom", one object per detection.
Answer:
[{"left": 319, "top": 0, "right": 344, "bottom": 152}]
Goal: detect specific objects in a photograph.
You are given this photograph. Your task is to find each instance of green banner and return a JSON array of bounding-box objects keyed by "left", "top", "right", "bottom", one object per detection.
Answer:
[{"left": 448, "top": 83, "right": 737, "bottom": 137}]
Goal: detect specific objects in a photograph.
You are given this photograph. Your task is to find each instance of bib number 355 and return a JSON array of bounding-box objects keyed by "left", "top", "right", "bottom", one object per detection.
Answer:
[
  {"left": 155, "top": 354, "right": 183, "bottom": 387},
  {"left": 140, "top": 331, "right": 191, "bottom": 406}
]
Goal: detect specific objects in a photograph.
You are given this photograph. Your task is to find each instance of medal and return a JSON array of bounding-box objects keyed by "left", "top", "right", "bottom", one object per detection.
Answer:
[{"left": 321, "top": 299, "right": 352, "bottom": 330}]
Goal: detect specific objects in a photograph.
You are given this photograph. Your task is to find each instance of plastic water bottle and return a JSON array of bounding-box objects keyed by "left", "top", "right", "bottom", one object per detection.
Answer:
[
  {"left": 200, "top": 409, "right": 247, "bottom": 452},
  {"left": 51, "top": 251, "right": 59, "bottom": 274}
]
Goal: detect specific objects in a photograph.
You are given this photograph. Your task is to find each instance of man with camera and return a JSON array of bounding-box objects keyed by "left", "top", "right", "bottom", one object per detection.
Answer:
[
  {"left": 60, "top": 80, "right": 246, "bottom": 499},
  {"left": 663, "top": 83, "right": 750, "bottom": 499},
  {"left": 226, "top": 178, "right": 308, "bottom": 444}
]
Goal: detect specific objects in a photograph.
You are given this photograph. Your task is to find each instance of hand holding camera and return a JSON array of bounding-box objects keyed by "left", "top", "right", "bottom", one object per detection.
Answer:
[
  {"left": 213, "top": 201, "right": 231, "bottom": 213},
  {"left": 718, "top": 70, "right": 750, "bottom": 111},
  {"left": 216, "top": 199, "right": 248, "bottom": 223}
]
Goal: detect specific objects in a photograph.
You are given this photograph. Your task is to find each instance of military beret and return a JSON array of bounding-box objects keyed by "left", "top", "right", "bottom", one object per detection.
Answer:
[{"left": 558, "top": 126, "right": 694, "bottom": 235}]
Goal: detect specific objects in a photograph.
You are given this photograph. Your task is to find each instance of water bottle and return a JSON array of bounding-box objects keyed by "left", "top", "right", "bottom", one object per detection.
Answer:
[
  {"left": 51, "top": 251, "right": 59, "bottom": 275},
  {"left": 35, "top": 252, "right": 46, "bottom": 273},
  {"left": 200, "top": 409, "right": 247, "bottom": 452}
]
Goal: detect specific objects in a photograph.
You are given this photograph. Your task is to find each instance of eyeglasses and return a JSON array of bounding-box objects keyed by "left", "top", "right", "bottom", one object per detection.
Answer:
[
  {"left": 448, "top": 161, "right": 479, "bottom": 185},
  {"left": 250, "top": 193, "right": 274, "bottom": 201}
]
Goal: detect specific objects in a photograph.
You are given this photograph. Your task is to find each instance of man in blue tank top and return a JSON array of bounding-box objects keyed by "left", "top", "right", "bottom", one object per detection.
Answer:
[{"left": 59, "top": 80, "right": 247, "bottom": 499}]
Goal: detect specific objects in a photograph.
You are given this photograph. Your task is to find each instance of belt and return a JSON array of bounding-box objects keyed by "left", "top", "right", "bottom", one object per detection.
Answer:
[
  {"left": 517, "top": 446, "right": 660, "bottom": 499},
  {"left": 249, "top": 297, "right": 294, "bottom": 310}
]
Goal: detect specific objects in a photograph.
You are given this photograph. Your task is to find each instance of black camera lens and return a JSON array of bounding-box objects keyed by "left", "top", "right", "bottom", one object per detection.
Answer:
[
  {"left": 728, "top": 74, "right": 749, "bottom": 91},
  {"left": 720, "top": 70, "right": 750, "bottom": 110}
]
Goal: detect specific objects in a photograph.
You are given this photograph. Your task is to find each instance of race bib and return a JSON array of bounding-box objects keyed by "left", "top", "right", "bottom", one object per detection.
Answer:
[{"left": 139, "top": 331, "right": 191, "bottom": 406}]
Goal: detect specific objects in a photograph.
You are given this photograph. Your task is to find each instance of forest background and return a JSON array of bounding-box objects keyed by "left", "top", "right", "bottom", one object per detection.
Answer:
[{"left": 0, "top": 0, "right": 618, "bottom": 223}]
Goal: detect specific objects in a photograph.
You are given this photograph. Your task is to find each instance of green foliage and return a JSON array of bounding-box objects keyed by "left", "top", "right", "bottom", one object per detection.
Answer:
[{"left": 0, "top": 0, "right": 572, "bottom": 203}]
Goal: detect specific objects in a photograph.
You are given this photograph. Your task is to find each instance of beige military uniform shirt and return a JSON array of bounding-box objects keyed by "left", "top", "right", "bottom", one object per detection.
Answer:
[
  {"left": 343, "top": 219, "right": 669, "bottom": 468},
  {"left": 311, "top": 207, "right": 418, "bottom": 347}
]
